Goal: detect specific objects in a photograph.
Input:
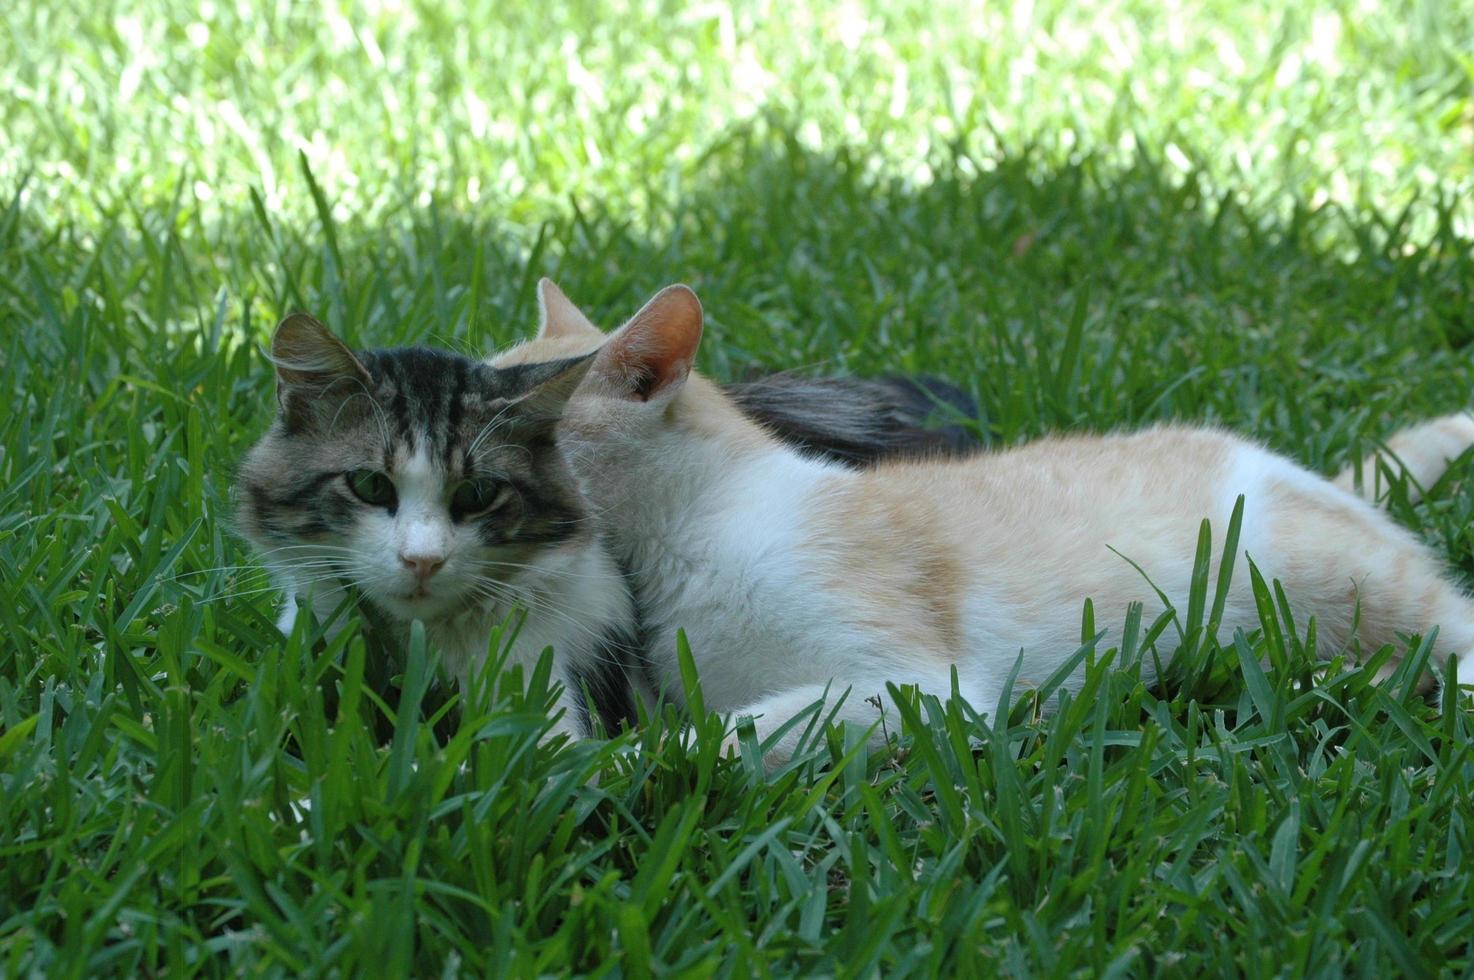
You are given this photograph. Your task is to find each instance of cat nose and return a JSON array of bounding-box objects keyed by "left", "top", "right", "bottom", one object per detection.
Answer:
[{"left": 400, "top": 553, "right": 446, "bottom": 580}]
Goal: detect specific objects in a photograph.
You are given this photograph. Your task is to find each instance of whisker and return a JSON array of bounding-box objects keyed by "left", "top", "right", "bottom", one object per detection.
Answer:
[
  {"left": 194, "top": 582, "right": 336, "bottom": 605},
  {"left": 321, "top": 381, "right": 391, "bottom": 449},
  {"left": 462, "top": 557, "right": 602, "bottom": 578},
  {"left": 466, "top": 402, "right": 520, "bottom": 459},
  {"left": 171, "top": 560, "right": 359, "bottom": 585},
  {"left": 464, "top": 580, "right": 618, "bottom": 648},
  {"left": 251, "top": 543, "right": 360, "bottom": 556}
]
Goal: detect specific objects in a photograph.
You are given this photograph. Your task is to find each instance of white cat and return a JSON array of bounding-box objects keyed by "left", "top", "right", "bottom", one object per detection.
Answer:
[{"left": 495, "top": 281, "right": 1474, "bottom": 763}]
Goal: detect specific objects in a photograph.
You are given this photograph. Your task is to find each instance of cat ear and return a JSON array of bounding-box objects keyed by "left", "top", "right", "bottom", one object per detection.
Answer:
[
  {"left": 270, "top": 313, "right": 371, "bottom": 427},
  {"left": 594, "top": 284, "right": 703, "bottom": 402},
  {"left": 511, "top": 353, "right": 597, "bottom": 426},
  {"left": 270, "top": 313, "right": 369, "bottom": 390},
  {"left": 537, "top": 279, "right": 602, "bottom": 339}
]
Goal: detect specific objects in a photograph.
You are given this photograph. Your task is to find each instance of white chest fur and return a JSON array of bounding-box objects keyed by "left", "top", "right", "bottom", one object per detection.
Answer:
[{"left": 620, "top": 448, "right": 868, "bottom": 709}]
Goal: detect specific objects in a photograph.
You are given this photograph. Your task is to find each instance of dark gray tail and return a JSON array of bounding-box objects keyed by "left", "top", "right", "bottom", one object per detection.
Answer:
[{"left": 723, "top": 372, "right": 982, "bottom": 466}]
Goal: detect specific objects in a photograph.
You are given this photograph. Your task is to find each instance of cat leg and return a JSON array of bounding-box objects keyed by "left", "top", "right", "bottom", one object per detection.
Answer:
[
  {"left": 1422, "top": 590, "right": 1474, "bottom": 694},
  {"left": 275, "top": 576, "right": 352, "bottom": 641},
  {"left": 1400, "top": 591, "right": 1474, "bottom": 696},
  {"left": 1323, "top": 561, "right": 1474, "bottom": 694},
  {"left": 1337, "top": 535, "right": 1474, "bottom": 695},
  {"left": 440, "top": 624, "right": 590, "bottom": 743},
  {"left": 547, "top": 683, "right": 591, "bottom": 743},
  {"left": 723, "top": 664, "right": 987, "bottom": 766},
  {"left": 1253, "top": 471, "right": 1474, "bottom": 696}
]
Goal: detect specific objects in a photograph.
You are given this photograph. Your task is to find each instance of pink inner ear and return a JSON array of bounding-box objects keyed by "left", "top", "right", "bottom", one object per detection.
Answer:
[{"left": 605, "top": 285, "right": 703, "bottom": 401}]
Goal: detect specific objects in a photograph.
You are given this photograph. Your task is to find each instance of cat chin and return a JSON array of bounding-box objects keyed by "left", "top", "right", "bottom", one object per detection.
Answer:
[{"left": 366, "top": 589, "right": 469, "bottom": 626}]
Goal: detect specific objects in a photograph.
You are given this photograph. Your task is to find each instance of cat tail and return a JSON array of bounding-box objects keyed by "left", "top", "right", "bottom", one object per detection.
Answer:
[
  {"left": 723, "top": 373, "right": 981, "bottom": 465},
  {"left": 1333, "top": 412, "right": 1474, "bottom": 504}
]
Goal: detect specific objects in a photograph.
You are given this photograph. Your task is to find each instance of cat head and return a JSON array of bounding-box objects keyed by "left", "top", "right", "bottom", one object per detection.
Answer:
[
  {"left": 492, "top": 281, "right": 787, "bottom": 500},
  {"left": 496, "top": 279, "right": 714, "bottom": 434},
  {"left": 237, "top": 312, "right": 594, "bottom": 625}
]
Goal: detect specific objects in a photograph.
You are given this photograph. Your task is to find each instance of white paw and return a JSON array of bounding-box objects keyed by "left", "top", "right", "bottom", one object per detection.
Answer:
[{"left": 1457, "top": 651, "right": 1474, "bottom": 690}]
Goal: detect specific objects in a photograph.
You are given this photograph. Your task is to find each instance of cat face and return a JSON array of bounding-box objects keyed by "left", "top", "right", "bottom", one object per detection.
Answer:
[{"left": 238, "top": 313, "right": 593, "bottom": 625}]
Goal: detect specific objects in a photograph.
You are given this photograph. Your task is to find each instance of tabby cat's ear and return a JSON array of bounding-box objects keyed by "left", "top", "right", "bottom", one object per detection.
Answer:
[
  {"left": 270, "top": 313, "right": 371, "bottom": 424},
  {"left": 537, "top": 279, "right": 602, "bottom": 339},
  {"left": 594, "top": 284, "right": 703, "bottom": 403},
  {"left": 512, "top": 353, "right": 598, "bottom": 426},
  {"left": 271, "top": 313, "right": 369, "bottom": 387}
]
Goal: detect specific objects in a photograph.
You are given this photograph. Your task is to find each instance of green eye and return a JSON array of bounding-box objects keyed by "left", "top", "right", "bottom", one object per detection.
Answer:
[
  {"left": 346, "top": 469, "right": 396, "bottom": 508},
  {"left": 451, "top": 477, "right": 508, "bottom": 516}
]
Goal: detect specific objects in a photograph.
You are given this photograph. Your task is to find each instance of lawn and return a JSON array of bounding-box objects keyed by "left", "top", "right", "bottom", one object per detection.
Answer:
[{"left": 3, "top": 0, "right": 1474, "bottom": 974}]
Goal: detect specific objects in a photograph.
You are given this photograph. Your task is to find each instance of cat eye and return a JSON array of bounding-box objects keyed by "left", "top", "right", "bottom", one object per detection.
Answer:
[
  {"left": 346, "top": 468, "right": 397, "bottom": 508},
  {"left": 451, "top": 477, "right": 509, "bottom": 517}
]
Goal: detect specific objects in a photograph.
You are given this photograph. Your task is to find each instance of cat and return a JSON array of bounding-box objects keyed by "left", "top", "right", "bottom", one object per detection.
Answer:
[
  {"left": 235, "top": 299, "right": 982, "bottom": 738},
  {"left": 492, "top": 280, "right": 1474, "bottom": 763},
  {"left": 236, "top": 312, "right": 637, "bottom": 739}
]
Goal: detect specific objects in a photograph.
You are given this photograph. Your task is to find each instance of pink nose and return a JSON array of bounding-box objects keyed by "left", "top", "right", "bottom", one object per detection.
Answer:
[{"left": 400, "top": 554, "right": 445, "bottom": 580}]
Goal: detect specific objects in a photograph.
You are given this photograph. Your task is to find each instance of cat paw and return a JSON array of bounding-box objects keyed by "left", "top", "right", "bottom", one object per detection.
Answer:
[{"left": 1456, "top": 651, "right": 1474, "bottom": 691}]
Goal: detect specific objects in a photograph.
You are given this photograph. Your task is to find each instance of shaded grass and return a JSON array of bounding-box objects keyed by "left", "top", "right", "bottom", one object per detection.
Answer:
[{"left": 4, "top": 0, "right": 1474, "bottom": 974}]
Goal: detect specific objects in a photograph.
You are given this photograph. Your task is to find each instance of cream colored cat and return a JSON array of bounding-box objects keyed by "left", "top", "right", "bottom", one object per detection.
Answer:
[{"left": 496, "top": 281, "right": 1474, "bottom": 762}]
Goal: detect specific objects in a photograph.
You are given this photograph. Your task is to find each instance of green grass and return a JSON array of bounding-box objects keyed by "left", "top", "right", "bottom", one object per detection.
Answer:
[{"left": 4, "top": 0, "right": 1474, "bottom": 974}]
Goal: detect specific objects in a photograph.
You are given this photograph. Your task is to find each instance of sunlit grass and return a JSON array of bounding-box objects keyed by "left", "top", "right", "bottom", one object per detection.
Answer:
[
  {"left": 3, "top": 0, "right": 1474, "bottom": 973},
  {"left": 4, "top": 1, "right": 1471, "bottom": 238}
]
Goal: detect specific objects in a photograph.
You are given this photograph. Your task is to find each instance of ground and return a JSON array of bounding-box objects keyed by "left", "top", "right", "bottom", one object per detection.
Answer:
[{"left": 2, "top": 0, "right": 1473, "bottom": 974}]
